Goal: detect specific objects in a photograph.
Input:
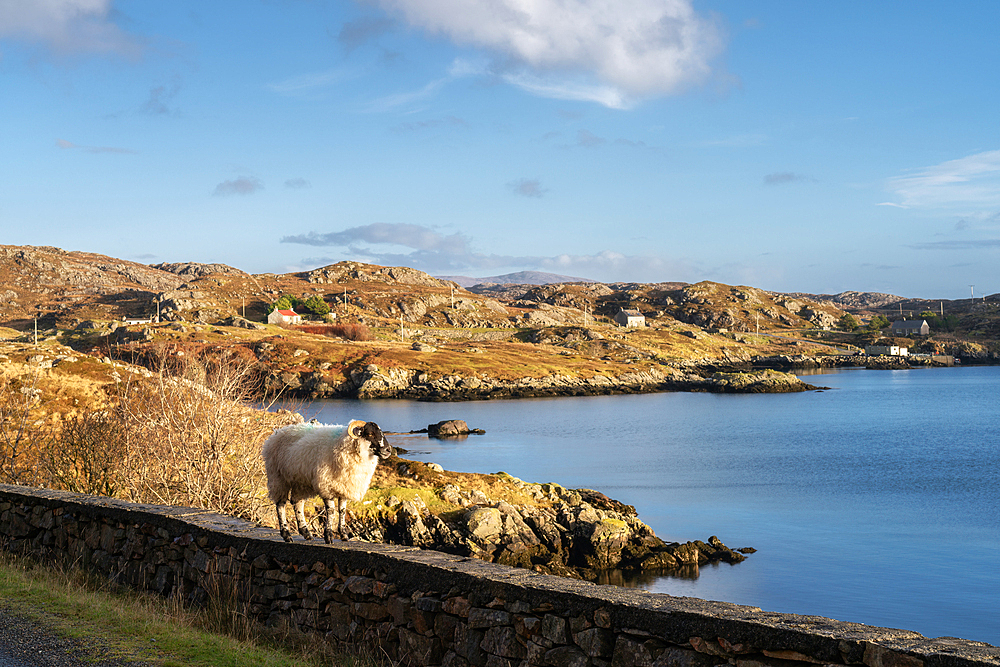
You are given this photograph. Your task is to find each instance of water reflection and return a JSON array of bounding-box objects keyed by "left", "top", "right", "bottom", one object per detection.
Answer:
[{"left": 596, "top": 564, "right": 700, "bottom": 587}]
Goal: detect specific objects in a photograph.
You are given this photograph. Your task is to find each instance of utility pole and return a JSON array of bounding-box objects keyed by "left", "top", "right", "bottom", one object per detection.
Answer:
[
  {"left": 970, "top": 285, "right": 975, "bottom": 301},
  {"left": 450, "top": 285, "right": 454, "bottom": 309},
  {"left": 400, "top": 314, "right": 404, "bottom": 342},
  {"left": 33, "top": 318, "right": 37, "bottom": 346}
]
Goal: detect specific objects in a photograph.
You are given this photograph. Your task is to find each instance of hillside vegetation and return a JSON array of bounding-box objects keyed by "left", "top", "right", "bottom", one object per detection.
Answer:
[{"left": 1, "top": 245, "right": 998, "bottom": 402}]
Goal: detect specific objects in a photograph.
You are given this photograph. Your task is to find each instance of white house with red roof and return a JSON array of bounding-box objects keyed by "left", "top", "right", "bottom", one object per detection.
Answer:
[{"left": 267, "top": 309, "right": 302, "bottom": 326}]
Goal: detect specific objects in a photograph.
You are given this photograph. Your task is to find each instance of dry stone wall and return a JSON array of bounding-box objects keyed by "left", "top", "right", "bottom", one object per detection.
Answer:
[{"left": 0, "top": 484, "right": 996, "bottom": 667}]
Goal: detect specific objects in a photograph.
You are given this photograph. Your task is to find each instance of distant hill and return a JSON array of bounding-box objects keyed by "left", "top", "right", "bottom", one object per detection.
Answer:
[{"left": 438, "top": 271, "right": 595, "bottom": 288}]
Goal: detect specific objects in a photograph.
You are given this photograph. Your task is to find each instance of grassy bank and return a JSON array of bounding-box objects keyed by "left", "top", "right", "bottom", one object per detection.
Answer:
[{"left": 0, "top": 550, "right": 386, "bottom": 667}]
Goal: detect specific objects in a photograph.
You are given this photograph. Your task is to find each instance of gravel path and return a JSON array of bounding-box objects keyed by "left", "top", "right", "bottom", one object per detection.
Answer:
[{"left": 0, "top": 607, "right": 155, "bottom": 667}]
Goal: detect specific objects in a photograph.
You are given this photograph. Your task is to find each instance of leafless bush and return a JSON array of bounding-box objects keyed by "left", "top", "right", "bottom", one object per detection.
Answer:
[
  {"left": 45, "top": 410, "right": 128, "bottom": 497},
  {"left": 0, "top": 366, "right": 53, "bottom": 486},
  {"left": 43, "top": 350, "right": 292, "bottom": 524},
  {"left": 330, "top": 323, "right": 373, "bottom": 341},
  {"left": 112, "top": 351, "right": 279, "bottom": 522}
]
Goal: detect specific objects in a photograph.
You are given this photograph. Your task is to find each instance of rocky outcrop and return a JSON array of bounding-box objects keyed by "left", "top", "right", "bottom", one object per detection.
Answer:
[
  {"left": 304, "top": 261, "right": 454, "bottom": 288},
  {"left": 707, "top": 369, "right": 821, "bottom": 393},
  {"left": 0, "top": 245, "right": 182, "bottom": 293},
  {"left": 264, "top": 363, "right": 820, "bottom": 400},
  {"left": 354, "top": 464, "right": 751, "bottom": 580},
  {"left": 150, "top": 262, "right": 247, "bottom": 278}
]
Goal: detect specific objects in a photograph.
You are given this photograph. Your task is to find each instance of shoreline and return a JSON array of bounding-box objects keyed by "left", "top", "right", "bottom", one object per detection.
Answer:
[{"left": 267, "top": 364, "right": 826, "bottom": 401}]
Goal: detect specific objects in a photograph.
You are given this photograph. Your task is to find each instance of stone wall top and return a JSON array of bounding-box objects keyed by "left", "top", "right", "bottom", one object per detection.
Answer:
[{"left": 1, "top": 484, "right": 996, "bottom": 667}]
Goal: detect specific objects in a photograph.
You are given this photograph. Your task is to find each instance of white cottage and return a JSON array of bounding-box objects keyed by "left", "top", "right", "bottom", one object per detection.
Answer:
[
  {"left": 614, "top": 308, "right": 645, "bottom": 328},
  {"left": 268, "top": 309, "right": 302, "bottom": 326}
]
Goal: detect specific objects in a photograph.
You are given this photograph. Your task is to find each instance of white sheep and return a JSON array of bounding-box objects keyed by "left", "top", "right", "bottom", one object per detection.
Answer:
[{"left": 262, "top": 419, "right": 392, "bottom": 543}]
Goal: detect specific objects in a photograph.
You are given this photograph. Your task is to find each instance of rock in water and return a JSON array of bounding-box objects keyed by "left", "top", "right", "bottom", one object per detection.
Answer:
[{"left": 428, "top": 419, "right": 470, "bottom": 436}]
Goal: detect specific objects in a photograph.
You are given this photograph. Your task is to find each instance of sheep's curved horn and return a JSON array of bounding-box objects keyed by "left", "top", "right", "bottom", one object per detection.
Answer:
[{"left": 348, "top": 419, "right": 365, "bottom": 438}]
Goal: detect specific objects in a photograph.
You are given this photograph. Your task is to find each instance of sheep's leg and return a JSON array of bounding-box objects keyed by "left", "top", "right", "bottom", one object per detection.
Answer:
[
  {"left": 294, "top": 499, "right": 313, "bottom": 540},
  {"left": 322, "top": 498, "right": 337, "bottom": 543},
  {"left": 337, "top": 498, "right": 349, "bottom": 539},
  {"left": 276, "top": 501, "right": 293, "bottom": 543}
]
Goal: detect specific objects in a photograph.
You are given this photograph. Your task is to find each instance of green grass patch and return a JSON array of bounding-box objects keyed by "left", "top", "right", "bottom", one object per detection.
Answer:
[{"left": 0, "top": 550, "right": 383, "bottom": 667}]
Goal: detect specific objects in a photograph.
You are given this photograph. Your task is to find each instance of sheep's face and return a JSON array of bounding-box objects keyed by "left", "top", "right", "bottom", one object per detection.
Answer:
[{"left": 352, "top": 421, "right": 392, "bottom": 459}]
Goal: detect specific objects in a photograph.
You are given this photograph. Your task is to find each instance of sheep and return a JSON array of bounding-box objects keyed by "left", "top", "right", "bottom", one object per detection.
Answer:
[{"left": 262, "top": 419, "right": 392, "bottom": 543}]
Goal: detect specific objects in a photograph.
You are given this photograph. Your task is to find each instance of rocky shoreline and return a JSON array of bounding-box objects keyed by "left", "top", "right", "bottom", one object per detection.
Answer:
[
  {"left": 267, "top": 363, "right": 823, "bottom": 401},
  {"left": 348, "top": 454, "right": 754, "bottom": 582}
]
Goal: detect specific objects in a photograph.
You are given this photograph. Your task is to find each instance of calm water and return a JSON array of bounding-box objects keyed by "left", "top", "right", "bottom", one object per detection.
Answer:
[{"left": 293, "top": 366, "right": 1000, "bottom": 645}]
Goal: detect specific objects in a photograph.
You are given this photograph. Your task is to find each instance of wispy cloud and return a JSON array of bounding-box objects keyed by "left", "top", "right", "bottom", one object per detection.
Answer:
[
  {"left": 909, "top": 239, "right": 1000, "bottom": 251},
  {"left": 267, "top": 68, "right": 353, "bottom": 95},
  {"left": 213, "top": 177, "right": 264, "bottom": 196},
  {"left": 883, "top": 150, "right": 1000, "bottom": 209},
  {"left": 370, "top": 0, "right": 724, "bottom": 108},
  {"left": 391, "top": 115, "right": 467, "bottom": 133},
  {"left": 364, "top": 77, "right": 450, "bottom": 112},
  {"left": 285, "top": 178, "right": 311, "bottom": 189},
  {"left": 139, "top": 78, "right": 182, "bottom": 116},
  {"left": 0, "top": 0, "right": 143, "bottom": 58},
  {"left": 576, "top": 129, "right": 606, "bottom": 148},
  {"left": 500, "top": 72, "right": 630, "bottom": 109},
  {"left": 56, "top": 138, "right": 137, "bottom": 155},
  {"left": 764, "top": 172, "right": 813, "bottom": 185},
  {"left": 508, "top": 178, "right": 548, "bottom": 198},
  {"left": 281, "top": 222, "right": 695, "bottom": 280},
  {"left": 283, "top": 223, "right": 472, "bottom": 254},
  {"left": 698, "top": 133, "right": 767, "bottom": 148},
  {"left": 336, "top": 16, "right": 395, "bottom": 52}
]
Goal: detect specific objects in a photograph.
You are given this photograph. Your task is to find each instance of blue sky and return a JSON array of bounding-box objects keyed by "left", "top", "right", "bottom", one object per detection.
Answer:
[{"left": 2, "top": 1, "right": 998, "bottom": 299}]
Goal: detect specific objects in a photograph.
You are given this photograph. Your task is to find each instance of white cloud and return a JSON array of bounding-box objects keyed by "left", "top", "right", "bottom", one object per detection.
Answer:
[
  {"left": 0, "top": 0, "right": 142, "bottom": 57},
  {"left": 884, "top": 150, "right": 1000, "bottom": 209},
  {"left": 369, "top": 0, "right": 723, "bottom": 107}
]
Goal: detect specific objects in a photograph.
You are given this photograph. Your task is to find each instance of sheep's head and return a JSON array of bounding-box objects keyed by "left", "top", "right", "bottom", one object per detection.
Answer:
[{"left": 350, "top": 420, "right": 392, "bottom": 459}]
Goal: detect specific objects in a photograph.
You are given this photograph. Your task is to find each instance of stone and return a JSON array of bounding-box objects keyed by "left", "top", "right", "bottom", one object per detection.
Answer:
[
  {"left": 576, "top": 627, "right": 616, "bottom": 658},
  {"left": 482, "top": 626, "right": 527, "bottom": 659},
  {"left": 546, "top": 646, "right": 589, "bottom": 667},
  {"left": 428, "top": 420, "right": 472, "bottom": 437},
  {"left": 468, "top": 607, "right": 512, "bottom": 629},
  {"left": 541, "top": 614, "right": 570, "bottom": 644}
]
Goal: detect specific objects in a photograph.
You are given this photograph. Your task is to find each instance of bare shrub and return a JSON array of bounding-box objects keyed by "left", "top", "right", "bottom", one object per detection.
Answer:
[
  {"left": 43, "top": 350, "right": 295, "bottom": 524},
  {"left": 45, "top": 410, "right": 128, "bottom": 497},
  {"left": 330, "top": 323, "right": 373, "bottom": 341},
  {"left": 112, "top": 352, "right": 281, "bottom": 522},
  {"left": 290, "top": 323, "right": 374, "bottom": 341},
  {"left": 0, "top": 365, "right": 54, "bottom": 486}
]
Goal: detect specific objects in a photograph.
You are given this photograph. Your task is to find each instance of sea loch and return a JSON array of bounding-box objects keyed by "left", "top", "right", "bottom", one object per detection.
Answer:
[{"left": 300, "top": 365, "right": 1000, "bottom": 646}]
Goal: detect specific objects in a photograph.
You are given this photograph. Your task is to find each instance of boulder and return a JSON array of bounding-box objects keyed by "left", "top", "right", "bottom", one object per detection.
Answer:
[{"left": 428, "top": 420, "right": 471, "bottom": 437}]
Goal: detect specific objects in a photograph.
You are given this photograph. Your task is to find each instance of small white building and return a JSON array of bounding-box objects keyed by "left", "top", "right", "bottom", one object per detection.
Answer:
[
  {"left": 614, "top": 308, "right": 645, "bottom": 328},
  {"left": 268, "top": 309, "right": 302, "bottom": 326},
  {"left": 865, "top": 345, "right": 908, "bottom": 357}
]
